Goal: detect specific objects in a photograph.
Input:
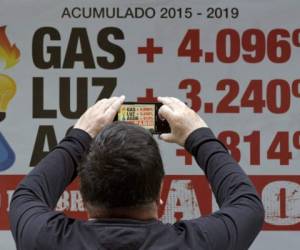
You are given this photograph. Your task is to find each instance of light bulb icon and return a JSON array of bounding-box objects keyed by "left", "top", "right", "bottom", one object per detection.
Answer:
[{"left": 0, "top": 74, "right": 16, "bottom": 121}]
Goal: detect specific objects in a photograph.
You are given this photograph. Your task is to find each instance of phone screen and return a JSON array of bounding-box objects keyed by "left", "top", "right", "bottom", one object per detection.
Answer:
[
  {"left": 115, "top": 103, "right": 170, "bottom": 134},
  {"left": 118, "top": 104, "right": 156, "bottom": 130}
]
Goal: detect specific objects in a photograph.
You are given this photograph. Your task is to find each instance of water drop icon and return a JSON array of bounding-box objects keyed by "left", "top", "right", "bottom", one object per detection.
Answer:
[{"left": 0, "top": 132, "right": 15, "bottom": 171}]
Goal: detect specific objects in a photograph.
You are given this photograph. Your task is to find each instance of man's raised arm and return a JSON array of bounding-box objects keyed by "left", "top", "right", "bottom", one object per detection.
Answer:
[
  {"left": 158, "top": 97, "right": 265, "bottom": 250},
  {"left": 9, "top": 96, "right": 125, "bottom": 249}
]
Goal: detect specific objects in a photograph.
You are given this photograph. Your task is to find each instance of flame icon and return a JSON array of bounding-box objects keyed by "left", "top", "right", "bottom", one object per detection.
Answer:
[{"left": 0, "top": 26, "right": 20, "bottom": 69}]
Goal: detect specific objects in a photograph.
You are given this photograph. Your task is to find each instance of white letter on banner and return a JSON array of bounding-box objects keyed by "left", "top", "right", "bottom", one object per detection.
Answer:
[
  {"left": 56, "top": 191, "right": 70, "bottom": 211},
  {"left": 161, "top": 180, "right": 200, "bottom": 224},
  {"left": 6, "top": 190, "right": 14, "bottom": 211},
  {"left": 262, "top": 181, "right": 300, "bottom": 225},
  {"left": 70, "top": 191, "right": 84, "bottom": 212}
]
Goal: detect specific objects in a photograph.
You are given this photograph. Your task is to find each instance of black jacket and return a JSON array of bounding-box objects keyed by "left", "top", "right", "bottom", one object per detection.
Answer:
[{"left": 9, "top": 128, "right": 265, "bottom": 250}]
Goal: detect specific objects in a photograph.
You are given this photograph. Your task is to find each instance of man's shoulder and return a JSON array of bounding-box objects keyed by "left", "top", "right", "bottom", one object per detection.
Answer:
[{"left": 36, "top": 218, "right": 210, "bottom": 249}]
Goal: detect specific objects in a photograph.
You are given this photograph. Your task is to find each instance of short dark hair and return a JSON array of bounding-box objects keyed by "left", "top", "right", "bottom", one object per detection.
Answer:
[{"left": 78, "top": 122, "right": 165, "bottom": 209}]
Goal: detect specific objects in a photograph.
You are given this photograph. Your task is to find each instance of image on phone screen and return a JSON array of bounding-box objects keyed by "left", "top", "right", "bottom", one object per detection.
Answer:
[{"left": 114, "top": 103, "right": 170, "bottom": 134}]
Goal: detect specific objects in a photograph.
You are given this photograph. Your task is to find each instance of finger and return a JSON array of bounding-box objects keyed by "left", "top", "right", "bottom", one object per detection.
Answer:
[
  {"left": 170, "top": 97, "right": 186, "bottom": 107},
  {"left": 105, "top": 96, "right": 125, "bottom": 120},
  {"left": 107, "top": 96, "right": 125, "bottom": 113},
  {"left": 92, "top": 98, "right": 109, "bottom": 112},
  {"left": 94, "top": 98, "right": 108, "bottom": 107},
  {"left": 168, "top": 97, "right": 187, "bottom": 110},
  {"left": 159, "top": 133, "right": 175, "bottom": 143},
  {"left": 98, "top": 97, "right": 119, "bottom": 112},
  {"left": 157, "top": 97, "right": 177, "bottom": 110},
  {"left": 158, "top": 111, "right": 165, "bottom": 121},
  {"left": 158, "top": 105, "right": 174, "bottom": 122},
  {"left": 157, "top": 96, "right": 171, "bottom": 105}
]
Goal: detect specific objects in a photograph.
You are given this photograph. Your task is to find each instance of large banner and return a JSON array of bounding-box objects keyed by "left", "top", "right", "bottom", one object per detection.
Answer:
[{"left": 1, "top": 0, "right": 300, "bottom": 249}]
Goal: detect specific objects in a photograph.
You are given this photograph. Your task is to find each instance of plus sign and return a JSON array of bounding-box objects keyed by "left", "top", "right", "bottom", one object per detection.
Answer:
[
  {"left": 176, "top": 149, "right": 193, "bottom": 166},
  {"left": 137, "top": 88, "right": 158, "bottom": 103},
  {"left": 138, "top": 38, "right": 163, "bottom": 63}
]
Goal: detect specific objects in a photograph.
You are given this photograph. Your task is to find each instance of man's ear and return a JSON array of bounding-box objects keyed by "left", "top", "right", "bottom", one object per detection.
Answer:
[
  {"left": 156, "top": 182, "right": 164, "bottom": 207},
  {"left": 82, "top": 199, "right": 93, "bottom": 219},
  {"left": 83, "top": 201, "right": 90, "bottom": 218}
]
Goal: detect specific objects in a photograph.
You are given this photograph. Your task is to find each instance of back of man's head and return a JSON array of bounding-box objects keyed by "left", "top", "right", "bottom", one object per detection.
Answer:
[{"left": 78, "top": 122, "right": 165, "bottom": 212}]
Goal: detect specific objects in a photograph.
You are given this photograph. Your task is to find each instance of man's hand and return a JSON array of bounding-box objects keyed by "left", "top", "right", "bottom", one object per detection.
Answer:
[
  {"left": 74, "top": 96, "right": 125, "bottom": 138},
  {"left": 158, "top": 97, "right": 208, "bottom": 146}
]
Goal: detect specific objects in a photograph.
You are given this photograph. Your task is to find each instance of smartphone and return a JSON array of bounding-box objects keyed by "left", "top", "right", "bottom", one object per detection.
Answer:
[{"left": 114, "top": 102, "right": 170, "bottom": 134}]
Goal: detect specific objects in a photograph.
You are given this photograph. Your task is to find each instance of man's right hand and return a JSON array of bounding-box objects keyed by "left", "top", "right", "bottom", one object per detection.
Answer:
[
  {"left": 158, "top": 97, "right": 208, "bottom": 146},
  {"left": 74, "top": 96, "right": 125, "bottom": 138}
]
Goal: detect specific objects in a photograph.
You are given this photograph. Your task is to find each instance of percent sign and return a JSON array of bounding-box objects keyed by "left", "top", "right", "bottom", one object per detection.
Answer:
[
  {"left": 292, "top": 79, "right": 300, "bottom": 98},
  {"left": 290, "top": 131, "right": 300, "bottom": 165},
  {"left": 269, "top": 78, "right": 300, "bottom": 114},
  {"left": 293, "top": 132, "right": 300, "bottom": 150},
  {"left": 292, "top": 29, "right": 300, "bottom": 47}
]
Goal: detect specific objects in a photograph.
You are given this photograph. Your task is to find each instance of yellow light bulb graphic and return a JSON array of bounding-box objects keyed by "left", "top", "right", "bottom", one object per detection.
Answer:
[{"left": 0, "top": 74, "right": 16, "bottom": 121}]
